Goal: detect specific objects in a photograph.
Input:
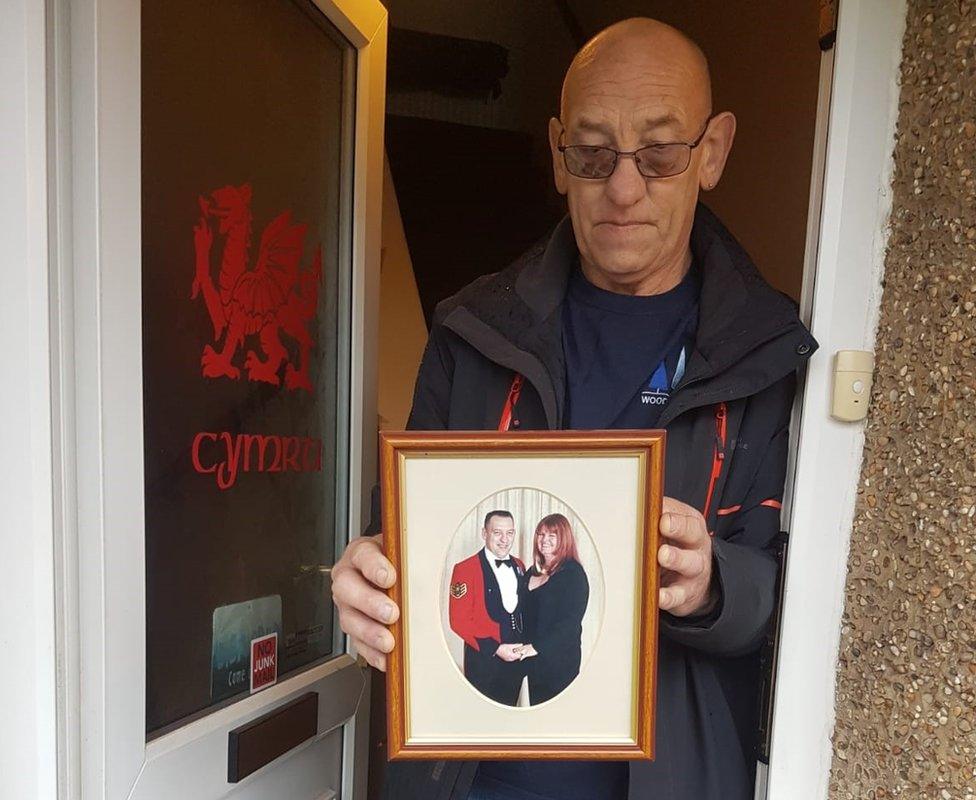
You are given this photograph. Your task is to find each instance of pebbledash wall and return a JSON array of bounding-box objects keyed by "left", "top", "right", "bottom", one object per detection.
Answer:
[{"left": 829, "top": 2, "right": 976, "bottom": 799}]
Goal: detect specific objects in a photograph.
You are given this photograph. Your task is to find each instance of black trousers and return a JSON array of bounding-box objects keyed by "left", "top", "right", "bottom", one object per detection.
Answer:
[{"left": 463, "top": 644, "right": 525, "bottom": 705}]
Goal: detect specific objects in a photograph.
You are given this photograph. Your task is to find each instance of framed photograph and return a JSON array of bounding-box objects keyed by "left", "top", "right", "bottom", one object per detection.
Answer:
[{"left": 379, "top": 430, "right": 664, "bottom": 760}]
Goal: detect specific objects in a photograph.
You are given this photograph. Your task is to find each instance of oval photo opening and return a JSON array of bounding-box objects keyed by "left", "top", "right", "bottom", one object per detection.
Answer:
[{"left": 440, "top": 487, "right": 605, "bottom": 707}]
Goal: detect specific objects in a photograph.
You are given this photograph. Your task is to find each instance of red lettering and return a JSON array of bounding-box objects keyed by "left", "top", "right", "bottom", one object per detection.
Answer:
[
  {"left": 216, "top": 431, "right": 244, "bottom": 490},
  {"left": 242, "top": 434, "right": 272, "bottom": 472},
  {"left": 282, "top": 437, "right": 301, "bottom": 471},
  {"left": 191, "top": 432, "right": 218, "bottom": 473},
  {"left": 191, "top": 431, "right": 324, "bottom": 487},
  {"left": 301, "top": 437, "right": 321, "bottom": 472},
  {"left": 267, "top": 436, "right": 282, "bottom": 472}
]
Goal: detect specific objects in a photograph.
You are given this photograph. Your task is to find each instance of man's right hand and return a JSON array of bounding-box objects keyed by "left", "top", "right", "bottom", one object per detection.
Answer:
[
  {"left": 332, "top": 535, "right": 399, "bottom": 671},
  {"left": 495, "top": 643, "right": 523, "bottom": 662}
]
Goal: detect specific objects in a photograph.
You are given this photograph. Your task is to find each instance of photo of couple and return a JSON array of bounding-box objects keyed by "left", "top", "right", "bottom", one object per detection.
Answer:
[{"left": 443, "top": 489, "right": 602, "bottom": 707}]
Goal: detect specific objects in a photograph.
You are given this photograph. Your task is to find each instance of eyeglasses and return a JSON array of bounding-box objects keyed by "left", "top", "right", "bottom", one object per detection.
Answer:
[{"left": 557, "top": 117, "right": 712, "bottom": 180}]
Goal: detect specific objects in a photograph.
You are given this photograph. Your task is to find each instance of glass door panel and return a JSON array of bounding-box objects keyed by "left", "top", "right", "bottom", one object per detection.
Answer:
[{"left": 141, "top": 0, "right": 353, "bottom": 736}]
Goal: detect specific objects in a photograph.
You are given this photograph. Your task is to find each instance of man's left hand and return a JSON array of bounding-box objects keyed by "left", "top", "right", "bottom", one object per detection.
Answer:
[{"left": 657, "top": 497, "right": 717, "bottom": 617}]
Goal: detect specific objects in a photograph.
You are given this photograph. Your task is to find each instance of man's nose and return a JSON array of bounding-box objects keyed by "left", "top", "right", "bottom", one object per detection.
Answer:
[{"left": 604, "top": 153, "right": 646, "bottom": 206}]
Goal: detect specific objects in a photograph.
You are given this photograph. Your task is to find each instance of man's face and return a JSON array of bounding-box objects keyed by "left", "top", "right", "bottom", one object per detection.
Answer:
[
  {"left": 550, "top": 41, "right": 719, "bottom": 288},
  {"left": 482, "top": 515, "right": 516, "bottom": 559}
]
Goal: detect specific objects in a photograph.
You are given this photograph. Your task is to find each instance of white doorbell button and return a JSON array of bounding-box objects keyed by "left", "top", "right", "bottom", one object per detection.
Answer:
[{"left": 831, "top": 350, "right": 874, "bottom": 422}]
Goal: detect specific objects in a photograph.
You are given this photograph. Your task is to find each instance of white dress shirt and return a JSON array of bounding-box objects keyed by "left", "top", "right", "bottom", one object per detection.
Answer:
[{"left": 485, "top": 547, "right": 519, "bottom": 613}]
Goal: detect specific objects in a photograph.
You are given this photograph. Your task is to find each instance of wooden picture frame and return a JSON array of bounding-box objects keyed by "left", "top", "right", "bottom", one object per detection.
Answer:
[{"left": 379, "top": 430, "right": 664, "bottom": 760}]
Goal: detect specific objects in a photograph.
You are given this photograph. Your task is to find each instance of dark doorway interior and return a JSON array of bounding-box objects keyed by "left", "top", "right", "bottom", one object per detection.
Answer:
[
  {"left": 384, "top": 20, "right": 569, "bottom": 325},
  {"left": 386, "top": 114, "right": 562, "bottom": 326}
]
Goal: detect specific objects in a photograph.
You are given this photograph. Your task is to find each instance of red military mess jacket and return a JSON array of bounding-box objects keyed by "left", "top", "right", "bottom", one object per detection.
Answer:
[{"left": 448, "top": 552, "right": 526, "bottom": 652}]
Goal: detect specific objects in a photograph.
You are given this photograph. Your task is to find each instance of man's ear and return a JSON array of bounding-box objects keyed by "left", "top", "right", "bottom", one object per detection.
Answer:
[
  {"left": 548, "top": 117, "right": 569, "bottom": 196},
  {"left": 698, "top": 111, "right": 736, "bottom": 191}
]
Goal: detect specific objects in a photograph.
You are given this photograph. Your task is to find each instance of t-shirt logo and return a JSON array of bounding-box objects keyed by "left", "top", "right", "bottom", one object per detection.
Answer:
[{"left": 640, "top": 347, "right": 686, "bottom": 406}]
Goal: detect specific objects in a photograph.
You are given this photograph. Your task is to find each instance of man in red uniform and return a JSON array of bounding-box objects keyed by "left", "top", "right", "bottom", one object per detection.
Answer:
[{"left": 449, "top": 510, "right": 528, "bottom": 705}]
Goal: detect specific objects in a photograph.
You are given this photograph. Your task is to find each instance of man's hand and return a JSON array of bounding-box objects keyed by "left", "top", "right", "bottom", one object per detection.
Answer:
[
  {"left": 658, "top": 497, "right": 717, "bottom": 617},
  {"left": 331, "top": 536, "right": 399, "bottom": 671},
  {"left": 518, "top": 644, "right": 538, "bottom": 660},
  {"left": 495, "top": 643, "right": 524, "bottom": 662}
]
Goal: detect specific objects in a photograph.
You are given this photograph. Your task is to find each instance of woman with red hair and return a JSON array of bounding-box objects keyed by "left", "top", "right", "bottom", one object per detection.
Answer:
[{"left": 518, "top": 512, "right": 589, "bottom": 704}]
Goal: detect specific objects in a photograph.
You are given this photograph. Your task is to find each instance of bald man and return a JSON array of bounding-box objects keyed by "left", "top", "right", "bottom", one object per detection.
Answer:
[{"left": 332, "top": 17, "right": 818, "bottom": 800}]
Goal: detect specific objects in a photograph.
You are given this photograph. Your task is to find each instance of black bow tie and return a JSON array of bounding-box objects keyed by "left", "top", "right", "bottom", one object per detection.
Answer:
[{"left": 495, "top": 558, "right": 513, "bottom": 568}]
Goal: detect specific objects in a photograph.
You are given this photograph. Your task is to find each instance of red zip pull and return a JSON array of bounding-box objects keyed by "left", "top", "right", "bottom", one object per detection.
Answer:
[
  {"left": 715, "top": 401, "right": 728, "bottom": 457},
  {"left": 702, "top": 402, "right": 729, "bottom": 529},
  {"left": 497, "top": 374, "right": 524, "bottom": 432}
]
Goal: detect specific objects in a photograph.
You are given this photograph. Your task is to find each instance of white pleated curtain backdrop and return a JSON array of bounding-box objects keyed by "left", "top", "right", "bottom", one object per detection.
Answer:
[{"left": 439, "top": 486, "right": 605, "bottom": 702}]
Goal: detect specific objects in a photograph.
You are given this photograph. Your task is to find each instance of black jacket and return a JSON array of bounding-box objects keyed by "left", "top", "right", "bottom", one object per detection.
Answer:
[
  {"left": 383, "top": 204, "right": 818, "bottom": 800},
  {"left": 524, "top": 559, "right": 588, "bottom": 705}
]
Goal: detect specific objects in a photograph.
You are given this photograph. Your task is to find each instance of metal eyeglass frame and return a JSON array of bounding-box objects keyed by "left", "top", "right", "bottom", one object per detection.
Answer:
[{"left": 556, "top": 115, "right": 714, "bottom": 179}]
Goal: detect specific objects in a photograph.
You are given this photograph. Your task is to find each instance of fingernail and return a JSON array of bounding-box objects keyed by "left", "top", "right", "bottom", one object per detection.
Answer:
[
  {"left": 661, "top": 546, "right": 671, "bottom": 565},
  {"left": 376, "top": 567, "right": 389, "bottom": 585},
  {"left": 382, "top": 604, "right": 396, "bottom": 623}
]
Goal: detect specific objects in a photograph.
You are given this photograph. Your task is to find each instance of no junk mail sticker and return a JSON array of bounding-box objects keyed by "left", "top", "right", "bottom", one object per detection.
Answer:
[{"left": 250, "top": 632, "right": 278, "bottom": 693}]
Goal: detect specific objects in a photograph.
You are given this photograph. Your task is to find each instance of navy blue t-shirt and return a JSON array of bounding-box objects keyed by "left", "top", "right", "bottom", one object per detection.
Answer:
[
  {"left": 476, "top": 264, "right": 700, "bottom": 800},
  {"left": 564, "top": 262, "right": 699, "bottom": 430}
]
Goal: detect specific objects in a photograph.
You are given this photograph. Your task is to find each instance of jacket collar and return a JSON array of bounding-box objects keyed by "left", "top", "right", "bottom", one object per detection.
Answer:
[
  {"left": 446, "top": 202, "right": 818, "bottom": 426},
  {"left": 514, "top": 203, "right": 811, "bottom": 371},
  {"left": 514, "top": 215, "right": 576, "bottom": 324}
]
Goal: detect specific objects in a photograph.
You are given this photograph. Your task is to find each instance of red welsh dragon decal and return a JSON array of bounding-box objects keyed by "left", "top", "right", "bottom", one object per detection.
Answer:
[{"left": 192, "top": 183, "right": 320, "bottom": 391}]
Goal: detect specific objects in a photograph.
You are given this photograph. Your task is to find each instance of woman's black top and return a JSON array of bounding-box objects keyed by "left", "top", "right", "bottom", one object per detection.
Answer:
[{"left": 523, "top": 558, "right": 589, "bottom": 704}]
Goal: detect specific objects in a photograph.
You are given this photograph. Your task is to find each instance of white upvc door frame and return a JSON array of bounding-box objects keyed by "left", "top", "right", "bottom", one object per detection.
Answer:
[
  {"left": 766, "top": 1, "right": 907, "bottom": 798},
  {"left": 45, "top": 0, "right": 387, "bottom": 798},
  {"left": 0, "top": 1, "right": 58, "bottom": 799}
]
